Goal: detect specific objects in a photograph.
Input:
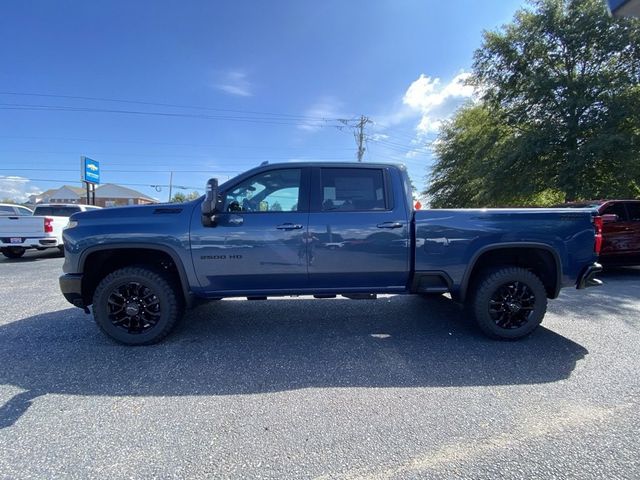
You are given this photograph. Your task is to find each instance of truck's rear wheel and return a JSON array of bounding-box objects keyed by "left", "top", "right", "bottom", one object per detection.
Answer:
[
  {"left": 471, "top": 267, "right": 547, "bottom": 340},
  {"left": 92, "top": 266, "right": 183, "bottom": 345},
  {"left": 2, "top": 247, "right": 26, "bottom": 259}
]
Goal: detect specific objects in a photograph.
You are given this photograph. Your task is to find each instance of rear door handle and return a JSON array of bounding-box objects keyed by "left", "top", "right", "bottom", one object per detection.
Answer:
[
  {"left": 276, "top": 223, "right": 303, "bottom": 230},
  {"left": 377, "top": 222, "right": 403, "bottom": 229}
]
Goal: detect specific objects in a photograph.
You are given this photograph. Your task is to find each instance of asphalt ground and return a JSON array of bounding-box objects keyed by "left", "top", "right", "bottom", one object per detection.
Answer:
[{"left": 0, "top": 249, "right": 638, "bottom": 479}]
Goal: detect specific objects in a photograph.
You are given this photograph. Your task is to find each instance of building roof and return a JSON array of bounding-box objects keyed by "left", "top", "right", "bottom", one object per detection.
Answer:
[
  {"left": 49, "top": 185, "right": 86, "bottom": 199},
  {"left": 95, "top": 183, "right": 157, "bottom": 202},
  {"left": 36, "top": 188, "right": 59, "bottom": 199}
]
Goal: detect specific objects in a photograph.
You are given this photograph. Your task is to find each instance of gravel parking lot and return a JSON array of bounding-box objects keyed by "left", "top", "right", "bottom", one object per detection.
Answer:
[{"left": 0, "top": 250, "right": 639, "bottom": 479}]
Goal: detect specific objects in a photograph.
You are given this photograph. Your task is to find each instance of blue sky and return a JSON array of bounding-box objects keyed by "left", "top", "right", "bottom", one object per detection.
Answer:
[{"left": 0, "top": 0, "right": 524, "bottom": 202}]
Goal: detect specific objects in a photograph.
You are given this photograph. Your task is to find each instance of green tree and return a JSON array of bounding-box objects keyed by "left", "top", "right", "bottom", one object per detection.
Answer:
[
  {"left": 429, "top": 104, "right": 513, "bottom": 207},
  {"left": 170, "top": 191, "right": 201, "bottom": 203},
  {"left": 427, "top": 0, "right": 640, "bottom": 206}
]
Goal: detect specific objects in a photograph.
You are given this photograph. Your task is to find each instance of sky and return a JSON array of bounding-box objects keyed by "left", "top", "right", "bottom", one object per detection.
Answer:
[{"left": 0, "top": 0, "right": 525, "bottom": 203}]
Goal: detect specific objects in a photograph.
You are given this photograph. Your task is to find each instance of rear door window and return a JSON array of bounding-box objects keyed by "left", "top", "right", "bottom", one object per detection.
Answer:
[
  {"left": 625, "top": 202, "right": 640, "bottom": 222},
  {"left": 16, "top": 206, "right": 33, "bottom": 215},
  {"left": 319, "top": 168, "right": 387, "bottom": 211},
  {"left": 601, "top": 203, "right": 629, "bottom": 221}
]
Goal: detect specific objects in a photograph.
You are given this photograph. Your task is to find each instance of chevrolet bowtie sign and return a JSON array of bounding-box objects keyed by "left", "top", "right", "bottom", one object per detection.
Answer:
[{"left": 81, "top": 156, "right": 100, "bottom": 184}]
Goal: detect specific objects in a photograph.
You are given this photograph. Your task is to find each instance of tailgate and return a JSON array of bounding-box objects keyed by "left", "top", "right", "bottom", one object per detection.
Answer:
[{"left": 0, "top": 216, "right": 46, "bottom": 237}]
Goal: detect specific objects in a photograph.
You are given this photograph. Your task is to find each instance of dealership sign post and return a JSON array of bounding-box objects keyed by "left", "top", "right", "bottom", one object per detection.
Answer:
[{"left": 81, "top": 156, "right": 100, "bottom": 205}]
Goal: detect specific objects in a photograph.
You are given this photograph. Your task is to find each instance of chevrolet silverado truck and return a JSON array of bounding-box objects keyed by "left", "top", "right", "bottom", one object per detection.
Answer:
[
  {"left": 59, "top": 163, "right": 603, "bottom": 345},
  {"left": 0, "top": 204, "right": 101, "bottom": 258}
]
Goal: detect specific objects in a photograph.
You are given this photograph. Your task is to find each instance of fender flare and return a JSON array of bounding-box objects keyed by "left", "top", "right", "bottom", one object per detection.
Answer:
[
  {"left": 458, "top": 242, "right": 563, "bottom": 302},
  {"left": 79, "top": 243, "right": 193, "bottom": 306}
]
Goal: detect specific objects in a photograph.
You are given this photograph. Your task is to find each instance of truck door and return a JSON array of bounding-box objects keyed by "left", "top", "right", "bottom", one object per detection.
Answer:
[
  {"left": 190, "top": 167, "right": 310, "bottom": 293},
  {"left": 623, "top": 202, "right": 640, "bottom": 256},
  {"left": 600, "top": 202, "right": 633, "bottom": 260},
  {"left": 307, "top": 166, "right": 410, "bottom": 291}
]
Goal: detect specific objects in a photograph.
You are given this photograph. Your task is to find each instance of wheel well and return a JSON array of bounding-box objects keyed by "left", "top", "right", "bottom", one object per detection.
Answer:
[
  {"left": 81, "top": 248, "right": 186, "bottom": 306},
  {"left": 465, "top": 247, "right": 559, "bottom": 300}
]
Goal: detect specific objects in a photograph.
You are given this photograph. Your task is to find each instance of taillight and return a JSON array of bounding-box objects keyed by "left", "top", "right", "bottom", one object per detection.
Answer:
[
  {"left": 593, "top": 216, "right": 603, "bottom": 255},
  {"left": 44, "top": 217, "right": 53, "bottom": 233}
]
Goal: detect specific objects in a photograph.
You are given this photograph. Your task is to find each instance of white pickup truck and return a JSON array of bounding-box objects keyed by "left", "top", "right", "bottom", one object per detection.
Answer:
[{"left": 0, "top": 203, "right": 100, "bottom": 258}]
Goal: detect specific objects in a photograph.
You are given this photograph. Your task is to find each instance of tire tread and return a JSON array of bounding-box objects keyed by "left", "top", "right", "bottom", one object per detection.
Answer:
[
  {"left": 92, "top": 266, "right": 182, "bottom": 345},
  {"left": 471, "top": 267, "right": 547, "bottom": 340}
]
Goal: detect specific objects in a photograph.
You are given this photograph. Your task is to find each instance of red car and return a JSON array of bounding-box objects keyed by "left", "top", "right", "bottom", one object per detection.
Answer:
[{"left": 559, "top": 200, "right": 640, "bottom": 266}]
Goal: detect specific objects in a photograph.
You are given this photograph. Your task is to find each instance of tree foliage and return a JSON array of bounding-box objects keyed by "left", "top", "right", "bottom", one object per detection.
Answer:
[
  {"left": 170, "top": 191, "right": 201, "bottom": 203},
  {"left": 427, "top": 0, "right": 640, "bottom": 207}
]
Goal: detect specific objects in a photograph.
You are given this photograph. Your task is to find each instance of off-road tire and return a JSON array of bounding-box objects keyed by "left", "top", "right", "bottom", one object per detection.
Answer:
[
  {"left": 2, "top": 247, "right": 26, "bottom": 259},
  {"left": 92, "top": 266, "right": 183, "bottom": 345},
  {"left": 471, "top": 267, "right": 547, "bottom": 340}
]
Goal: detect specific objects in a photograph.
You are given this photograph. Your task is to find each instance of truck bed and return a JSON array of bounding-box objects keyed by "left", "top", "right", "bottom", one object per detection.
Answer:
[{"left": 413, "top": 208, "right": 597, "bottom": 297}]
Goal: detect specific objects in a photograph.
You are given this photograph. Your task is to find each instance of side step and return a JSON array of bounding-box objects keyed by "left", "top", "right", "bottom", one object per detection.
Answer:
[{"left": 342, "top": 293, "right": 377, "bottom": 300}]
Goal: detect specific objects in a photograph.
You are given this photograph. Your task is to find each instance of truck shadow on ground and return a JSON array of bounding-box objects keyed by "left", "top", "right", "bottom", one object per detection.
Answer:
[
  {"left": 0, "top": 295, "right": 588, "bottom": 428},
  {"left": 0, "top": 249, "right": 63, "bottom": 263}
]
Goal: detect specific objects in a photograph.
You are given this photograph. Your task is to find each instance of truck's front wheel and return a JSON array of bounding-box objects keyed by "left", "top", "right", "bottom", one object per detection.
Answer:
[
  {"left": 92, "top": 266, "right": 183, "bottom": 345},
  {"left": 471, "top": 267, "right": 547, "bottom": 340}
]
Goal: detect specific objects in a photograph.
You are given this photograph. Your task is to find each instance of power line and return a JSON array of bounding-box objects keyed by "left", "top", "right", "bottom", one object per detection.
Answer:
[
  {"left": 0, "top": 91, "right": 334, "bottom": 121},
  {"left": 0, "top": 168, "right": 240, "bottom": 174},
  {"left": 0, "top": 149, "right": 356, "bottom": 160},
  {"left": 0, "top": 103, "right": 346, "bottom": 128},
  {"left": 0, "top": 135, "right": 355, "bottom": 151}
]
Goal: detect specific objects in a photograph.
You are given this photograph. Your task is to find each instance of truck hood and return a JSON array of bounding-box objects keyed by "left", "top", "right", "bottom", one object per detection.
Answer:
[{"left": 69, "top": 201, "right": 199, "bottom": 222}]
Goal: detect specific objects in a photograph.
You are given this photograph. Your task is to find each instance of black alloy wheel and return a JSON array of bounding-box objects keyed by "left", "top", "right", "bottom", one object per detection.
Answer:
[
  {"left": 488, "top": 281, "right": 536, "bottom": 329},
  {"left": 93, "top": 266, "right": 183, "bottom": 345},
  {"left": 471, "top": 267, "right": 547, "bottom": 340},
  {"left": 106, "top": 281, "right": 162, "bottom": 335}
]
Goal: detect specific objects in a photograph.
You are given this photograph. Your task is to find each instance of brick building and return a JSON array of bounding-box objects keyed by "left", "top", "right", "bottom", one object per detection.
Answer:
[{"left": 28, "top": 184, "right": 157, "bottom": 207}]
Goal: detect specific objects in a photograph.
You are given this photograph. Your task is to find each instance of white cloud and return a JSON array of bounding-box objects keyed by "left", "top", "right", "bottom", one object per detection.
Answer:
[
  {"left": 403, "top": 72, "right": 474, "bottom": 134},
  {"left": 214, "top": 71, "right": 252, "bottom": 97},
  {"left": 0, "top": 176, "right": 42, "bottom": 202},
  {"left": 369, "top": 133, "right": 389, "bottom": 141},
  {"left": 298, "top": 96, "right": 343, "bottom": 132}
]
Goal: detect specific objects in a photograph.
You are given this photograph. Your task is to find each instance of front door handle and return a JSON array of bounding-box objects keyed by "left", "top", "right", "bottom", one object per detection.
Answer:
[
  {"left": 377, "top": 222, "right": 403, "bottom": 229},
  {"left": 228, "top": 215, "right": 244, "bottom": 226},
  {"left": 276, "top": 223, "right": 303, "bottom": 230}
]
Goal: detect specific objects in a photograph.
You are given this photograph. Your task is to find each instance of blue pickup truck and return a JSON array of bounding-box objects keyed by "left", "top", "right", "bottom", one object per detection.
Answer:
[{"left": 59, "top": 162, "right": 603, "bottom": 345}]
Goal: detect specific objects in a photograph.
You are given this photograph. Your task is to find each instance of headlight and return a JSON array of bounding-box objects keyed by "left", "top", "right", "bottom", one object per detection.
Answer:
[{"left": 65, "top": 220, "right": 79, "bottom": 230}]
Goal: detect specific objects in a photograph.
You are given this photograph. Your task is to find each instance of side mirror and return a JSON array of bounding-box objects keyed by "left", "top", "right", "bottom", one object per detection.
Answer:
[
  {"left": 201, "top": 178, "right": 219, "bottom": 227},
  {"left": 601, "top": 214, "right": 618, "bottom": 224}
]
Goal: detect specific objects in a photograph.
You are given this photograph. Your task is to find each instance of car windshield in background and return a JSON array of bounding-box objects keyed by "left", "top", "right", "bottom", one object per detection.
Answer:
[{"left": 32, "top": 206, "right": 81, "bottom": 217}]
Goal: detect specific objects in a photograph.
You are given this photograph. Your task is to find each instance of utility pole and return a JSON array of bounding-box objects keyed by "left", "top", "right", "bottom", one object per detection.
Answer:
[
  {"left": 168, "top": 171, "right": 173, "bottom": 202},
  {"left": 355, "top": 115, "right": 371, "bottom": 162}
]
